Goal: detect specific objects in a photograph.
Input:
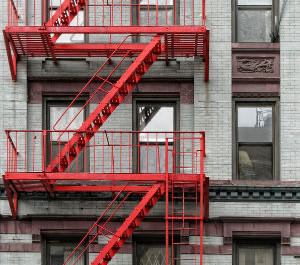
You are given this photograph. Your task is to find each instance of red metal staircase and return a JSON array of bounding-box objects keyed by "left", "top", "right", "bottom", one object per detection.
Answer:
[
  {"left": 47, "top": 34, "right": 164, "bottom": 174},
  {"left": 3, "top": 1, "right": 210, "bottom": 264},
  {"left": 61, "top": 183, "right": 165, "bottom": 265},
  {"left": 92, "top": 183, "right": 165, "bottom": 265}
]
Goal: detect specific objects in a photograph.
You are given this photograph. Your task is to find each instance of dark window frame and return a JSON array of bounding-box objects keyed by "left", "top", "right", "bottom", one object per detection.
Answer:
[
  {"left": 42, "top": 232, "right": 89, "bottom": 265},
  {"left": 232, "top": 0, "right": 279, "bottom": 43},
  {"left": 232, "top": 98, "right": 279, "bottom": 180},
  {"left": 132, "top": 94, "right": 180, "bottom": 173},
  {"left": 42, "top": 95, "right": 89, "bottom": 172},
  {"left": 233, "top": 237, "right": 281, "bottom": 265}
]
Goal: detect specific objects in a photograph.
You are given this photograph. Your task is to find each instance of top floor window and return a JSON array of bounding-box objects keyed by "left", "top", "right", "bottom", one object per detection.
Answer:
[
  {"left": 234, "top": 0, "right": 278, "bottom": 42},
  {"left": 48, "top": 0, "right": 85, "bottom": 43}
]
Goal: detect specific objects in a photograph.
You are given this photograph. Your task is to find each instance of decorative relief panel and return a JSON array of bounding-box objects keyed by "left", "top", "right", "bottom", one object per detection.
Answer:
[{"left": 237, "top": 57, "right": 274, "bottom": 74}]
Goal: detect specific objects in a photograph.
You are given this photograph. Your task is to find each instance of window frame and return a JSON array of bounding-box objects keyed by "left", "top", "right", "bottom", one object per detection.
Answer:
[
  {"left": 132, "top": 94, "right": 180, "bottom": 173},
  {"left": 43, "top": 96, "right": 89, "bottom": 172},
  {"left": 232, "top": 98, "right": 279, "bottom": 180},
  {"left": 42, "top": 232, "right": 89, "bottom": 265},
  {"left": 233, "top": 237, "right": 280, "bottom": 265},
  {"left": 232, "top": 0, "right": 279, "bottom": 43}
]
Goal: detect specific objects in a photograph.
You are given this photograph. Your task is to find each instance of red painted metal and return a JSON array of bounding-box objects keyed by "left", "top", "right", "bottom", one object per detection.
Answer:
[
  {"left": 4, "top": 130, "right": 208, "bottom": 264},
  {"left": 91, "top": 183, "right": 165, "bottom": 265},
  {"left": 47, "top": 35, "right": 163, "bottom": 174},
  {"left": 3, "top": 1, "right": 210, "bottom": 264},
  {"left": 4, "top": 0, "right": 209, "bottom": 81}
]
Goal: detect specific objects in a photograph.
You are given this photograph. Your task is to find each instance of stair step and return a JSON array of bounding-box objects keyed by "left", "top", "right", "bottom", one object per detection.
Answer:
[
  {"left": 78, "top": 135, "right": 85, "bottom": 146},
  {"left": 93, "top": 114, "right": 103, "bottom": 126},
  {"left": 110, "top": 95, "right": 120, "bottom": 105},
  {"left": 60, "top": 156, "right": 68, "bottom": 168},
  {"left": 102, "top": 105, "right": 111, "bottom": 115},
  {"left": 69, "top": 146, "right": 77, "bottom": 157},
  {"left": 119, "top": 85, "right": 129, "bottom": 95}
]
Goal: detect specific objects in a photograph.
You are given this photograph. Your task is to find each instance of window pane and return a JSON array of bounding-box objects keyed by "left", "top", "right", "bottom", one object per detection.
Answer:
[
  {"left": 138, "top": 106, "right": 174, "bottom": 142},
  {"left": 50, "top": 106, "right": 84, "bottom": 141},
  {"left": 48, "top": 243, "right": 85, "bottom": 265},
  {"left": 239, "top": 247, "right": 274, "bottom": 265},
  {"left": 238, "top": 107, "right": 272, "bottom": 143},
  {"left": 140, "top": 144, "right": 173, "bottom": 173},
  {"left": 239, "top": 145, "right": 272, "bottom": 180},
  {"left": 237, "top": 9, "right": 272, "bottom": 42},
  {"left": 136, "top": 243, "right": 171, "bottom": 265},
  {"left": 238, "top": 0, "right": 272, "bottom": 5}
]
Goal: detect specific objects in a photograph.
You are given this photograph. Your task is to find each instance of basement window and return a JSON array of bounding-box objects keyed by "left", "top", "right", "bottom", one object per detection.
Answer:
[
  {"left": 134, "top": 236, "right": 178, "bottom": 265},
  {"left": 234, "top": 0, "right": 278, "bottom": 42},
  {"left": 234, "top": 238, "right": 280, "bottom": 265},
  {"left": 44, "top": 235, "right": 88, "bottom": 265}
]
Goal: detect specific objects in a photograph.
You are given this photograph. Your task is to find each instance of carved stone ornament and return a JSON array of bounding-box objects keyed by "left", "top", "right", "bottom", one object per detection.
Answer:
[{"left": 237, "top": 57, "right": 274, "bottom": 73}]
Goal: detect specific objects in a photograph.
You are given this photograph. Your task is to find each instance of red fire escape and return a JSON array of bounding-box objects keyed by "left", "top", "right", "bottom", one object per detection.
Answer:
[{"left": 3, "top": 0, "right": 210, "bottom": 264}]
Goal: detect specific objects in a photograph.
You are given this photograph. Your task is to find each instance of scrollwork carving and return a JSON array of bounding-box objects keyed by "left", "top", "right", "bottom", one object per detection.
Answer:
[{"left": 237, "top": 58, "right": 274, "bottom": 73}]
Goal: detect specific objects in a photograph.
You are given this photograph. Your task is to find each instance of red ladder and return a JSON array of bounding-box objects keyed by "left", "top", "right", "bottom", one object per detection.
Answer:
[
  {"left": 63, "top": 183, "right": 165, "bottom": 265},
  {"left": 46, "top": 34, "right": 164, "bottom": 173}
]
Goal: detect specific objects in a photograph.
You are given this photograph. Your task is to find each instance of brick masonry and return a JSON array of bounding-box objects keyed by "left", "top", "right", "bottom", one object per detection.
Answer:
[{"left": 1, "top": 0, "right": 300, "bottom": 264}]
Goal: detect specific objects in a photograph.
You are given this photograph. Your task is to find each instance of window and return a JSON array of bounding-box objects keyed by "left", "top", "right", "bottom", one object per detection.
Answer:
[
  {"left": 134, "top": 98, "right": 179, "bottom": 173},
  {"left": 44, "top": 98, "right": 87, "bottom": 172},
  {"left": 234, "top": 238, "right": 279, "bottom": 265},
  {"left": 43, "top": 235, "right": 88, "bottom": 265},
  {"left": 48, "top": 0, "right": 85, "bottom": 43},
  {"left": 234, "top": 0, "right": 278, "bottom": 42},
  {"left": 134, "top": 236, "right": 177, "bottom": 265},
  {"left": 234, "top": 101, "right": 278, "bottom": 180}
]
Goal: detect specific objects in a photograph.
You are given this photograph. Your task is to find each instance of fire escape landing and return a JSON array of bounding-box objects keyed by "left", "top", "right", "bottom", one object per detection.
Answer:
[{"left": 4, "top": 0, "right": 209, "bottom": 81}]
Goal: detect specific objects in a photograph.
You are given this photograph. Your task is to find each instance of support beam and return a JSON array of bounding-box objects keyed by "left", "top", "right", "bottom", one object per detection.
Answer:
[
  {"left": 3, "top": 31, "right": 17, "bottom": 81},
  {"left": 5, "top": 26, "right": 207, "bottom": 34},
  {"left": 4, "top": 172, "right": 205, "bottom": 182},
  {"left": 3, "top": 178, "right": 18, "bottom": 219}
]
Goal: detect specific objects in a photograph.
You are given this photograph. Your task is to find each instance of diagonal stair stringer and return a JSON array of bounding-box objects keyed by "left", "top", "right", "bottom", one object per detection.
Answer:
[
  {"left": 91, "top": 183, "right": 165, "bottom": 265},
  {"left": 46, "top": 34, "right": 164, "bottom": 173},
  {"left": 46, "top": 0, "right": 89, "bottom": 43}
]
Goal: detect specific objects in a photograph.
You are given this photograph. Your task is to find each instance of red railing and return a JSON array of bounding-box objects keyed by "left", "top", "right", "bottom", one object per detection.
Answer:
[
  {"left": 5, "top": 130, "right": 205, "bottom": 175},
  {"left": 7, "top": 0, "right": 206, "bottom": 27}
]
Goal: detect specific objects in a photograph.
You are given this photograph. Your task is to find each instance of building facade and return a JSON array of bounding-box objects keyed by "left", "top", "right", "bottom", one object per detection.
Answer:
[{"left": 0, "top": 0, "right": 300, "bottom": 264}]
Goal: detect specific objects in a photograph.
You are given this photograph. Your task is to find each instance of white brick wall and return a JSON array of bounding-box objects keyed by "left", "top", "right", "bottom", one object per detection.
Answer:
[
  {"left": 280, "top": 0, "right": 300, "bottom": 181},
  {"left": 0, "top": 0, "right": 28, "bottom": 177},
  {"left": 0, "top": 234, "right": 32, "bottom": 244},
  {"left": 181, "top": 254, "right": 232, "bottom": 265},
  {"left": 194, "top": 0, "right": 232, "bottom": 180},
  {"left": 210, "top": 201, "right": 300, "bottom": 218},
  {"left": 0, "top": 252, "right": 41, "bottom": 265}
]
